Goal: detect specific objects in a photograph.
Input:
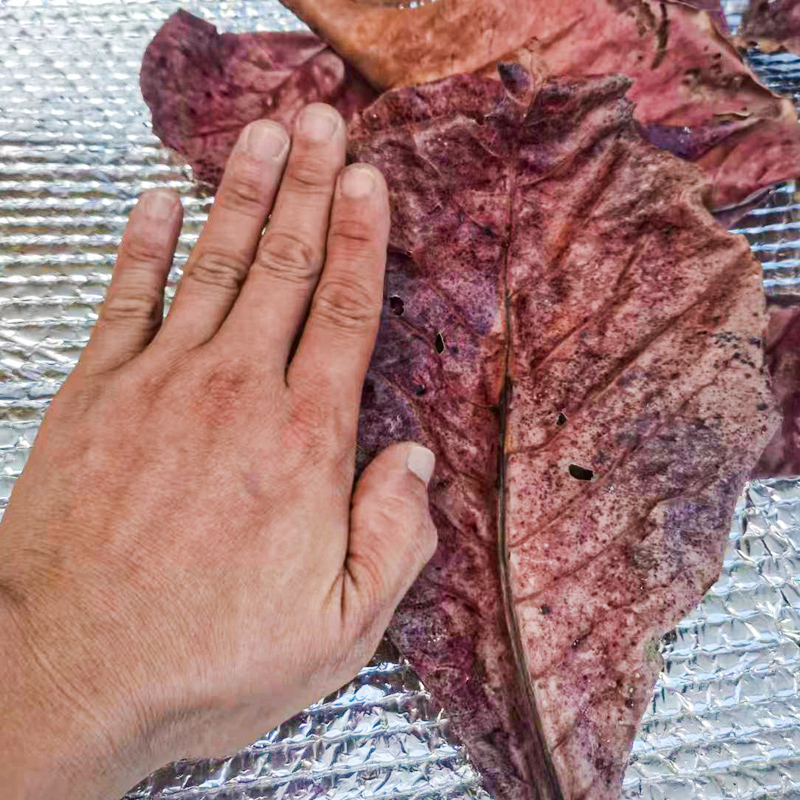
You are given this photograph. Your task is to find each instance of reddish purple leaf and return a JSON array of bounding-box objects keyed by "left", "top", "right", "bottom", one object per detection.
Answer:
[
  {"left": 350, "top": 67, "right": 777, "bottom": 800},
  {"left": 140, "top": 11, "right": 376, "bottom": 186},
  {"left": 738, "top": 0, "right": 800, "bottom": 55},
  {"left": 282, "top": 0, "right": 800, "bottom": 213}
]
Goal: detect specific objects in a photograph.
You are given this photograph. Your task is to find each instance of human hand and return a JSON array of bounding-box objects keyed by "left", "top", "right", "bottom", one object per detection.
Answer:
[{"left": 0, "top": 104, "right": 437, "bottom": 800}]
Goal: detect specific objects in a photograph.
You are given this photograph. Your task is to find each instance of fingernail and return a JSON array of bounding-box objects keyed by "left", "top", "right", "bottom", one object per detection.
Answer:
[
  {"left": 341, "top": 165, "right": 376, "bottom": 198},
  {"left": 407, "top": 446, "right": 436, "bottom": 487},
  {"left": 141, "top": 190, "right": 178, "bottom": 220},
  {"left": 237, "top": 121, "right": 289, "bottom": 160},
  {"left": 298, "top": 104, "right": 339, "bottom": 141}
]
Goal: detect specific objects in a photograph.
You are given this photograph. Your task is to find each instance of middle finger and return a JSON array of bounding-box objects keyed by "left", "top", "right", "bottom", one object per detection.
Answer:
[{"left": 217, "top": 103, "right": 346, "bottom": 369}]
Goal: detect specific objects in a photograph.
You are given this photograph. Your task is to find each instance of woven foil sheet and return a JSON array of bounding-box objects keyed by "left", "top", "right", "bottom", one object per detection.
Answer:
[{"left": 0, "top": 1, "right": 799, "bottom": 798}]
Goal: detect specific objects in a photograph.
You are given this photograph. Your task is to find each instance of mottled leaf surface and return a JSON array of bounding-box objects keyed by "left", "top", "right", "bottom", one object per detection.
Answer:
[
  {"left": 283, "top": 0, "right": 800, "bottom": 212},
  {"left": 140, "top": 10, "right": 376, "bottom": 185},
  {"left": 350, "top": 67, "right": 777, "bottom": 800},
  {"left": 739, "top": 0, "right": 800, "bottom": 55}
]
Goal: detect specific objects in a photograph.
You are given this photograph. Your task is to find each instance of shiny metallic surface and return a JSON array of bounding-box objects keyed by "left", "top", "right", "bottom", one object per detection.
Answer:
[{"left": 0, "top": 1, "right": 798, "bottom": 798}]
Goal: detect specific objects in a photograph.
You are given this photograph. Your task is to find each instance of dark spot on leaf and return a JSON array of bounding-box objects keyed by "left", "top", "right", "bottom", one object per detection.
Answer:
[
  {"left": 450, "top": 345, "right": 460, "bottom": 355},
  {"left": 540, "top": 605, "right": 551, "bottom": 615},
  {"left": 756, "top": 402, "right": 769, "bottom": 411},
  {"left": 569, "top": 464, "right": 594, "bottom": 481},
  {"left": 435, "top": 332, "right": 445, "bottom": 354},
  {"left": 556, "top": 412, "right": 567, "bottom": 426},
  {"left": 572, "top": 639, "right": 580, "bottom": 649},
  {"left": 389, "top": 296, "right": 404, "bottom": 316},
  {"left": 414, "top": 384, "right": 426, "bottom": 396}
]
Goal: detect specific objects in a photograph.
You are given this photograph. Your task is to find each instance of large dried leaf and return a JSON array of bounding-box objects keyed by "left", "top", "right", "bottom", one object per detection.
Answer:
[
  {"left": 350, "top": 66, "right": 777, "bottom": 800},
  {"left": 282, "top": 0, "right": 800, "bottom": 211},
  {"left": 140, "top": 11, "right": 376, "bottom": 185},
  {"left": 738, "top": 0, "right": 800, "bottom": 55}
]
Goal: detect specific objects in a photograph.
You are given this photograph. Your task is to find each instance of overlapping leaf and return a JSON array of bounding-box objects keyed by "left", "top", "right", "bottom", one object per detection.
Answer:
[
  {"left": 350, "top": 65, "right": 777, "bottom": 800},
  {"left": 739, "top": 0, "right": 800, "bottom": 55},
  {"left": 283, "top": 0, "right": 800, "bottom": 212},
  {"left": 140, "top": 11, "right": 376, "bottom": 185}
]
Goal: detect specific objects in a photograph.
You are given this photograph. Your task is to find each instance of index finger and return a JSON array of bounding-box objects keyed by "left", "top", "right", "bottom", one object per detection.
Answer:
[{"left": 288, "top": 163, "right": 389, "bottom": 425}]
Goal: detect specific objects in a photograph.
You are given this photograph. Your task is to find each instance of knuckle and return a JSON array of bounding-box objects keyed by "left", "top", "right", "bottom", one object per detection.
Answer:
[
  {"left": 101, "top": 288, "right": 161, "bottom": 326},
  {"left": 286, "top": 392, "right": 331, "bottom": 453},
  {"left": 328, "top": 216, "right": 376, "bottom": 250},
  {"left": 121, "top": 235, "right": 165, "bottom": 267},
  {"left": 371, "top": 495, "right": 412, "bottom": 535},
  {"left": 285, "top": 155, "right": 335, "bottom": 195},
  {"left": 285, "top": 388, "right": 355, "bottom": 469},
  {"left": 255, "top": 230, "right": 321, "bottom": 285},
  {"left": 312, "top": 278, "right": 378, "bottom": 331},
  {"left": 218, "top": 156, "right": 268, "bottom": 217},
  {"left": 186, "top": 248, "right": 249, "bottom": 292},
  {"left": 364, "top": 494, "right": 437, "bottom": 566},
  {"left": 115, "top": 360, "right": 174, "bottom": 405},
  {"left": 192, "top": 357, "right": 255, "bottom": 425}
]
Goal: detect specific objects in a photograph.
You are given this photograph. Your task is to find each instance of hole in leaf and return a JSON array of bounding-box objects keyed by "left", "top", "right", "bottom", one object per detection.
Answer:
[
  {"left": 435, "top": 332, "right": 445, "bottom": 354},
  {"left": 568, "top": 464, "right": 594, "bottom": 481},
  {"left": 389, "top": 296, "right": 404, "bottom": 316},
  {"left": 556, "top": 412, "right": 567, "bottom": 426}
]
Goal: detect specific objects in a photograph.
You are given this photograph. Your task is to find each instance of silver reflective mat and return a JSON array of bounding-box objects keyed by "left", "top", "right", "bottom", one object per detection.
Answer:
[{"left": 0, "top": 2, "right": 798, "bottom": 799}]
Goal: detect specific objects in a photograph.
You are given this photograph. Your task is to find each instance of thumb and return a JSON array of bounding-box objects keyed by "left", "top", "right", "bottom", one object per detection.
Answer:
[{"left": 345, "top": 442, "right": 438, "bottom": 625}]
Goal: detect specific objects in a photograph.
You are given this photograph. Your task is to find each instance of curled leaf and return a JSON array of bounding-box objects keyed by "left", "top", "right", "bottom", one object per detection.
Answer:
[{"left": 282, "top": 0, "right": 800, "bottom": 212}]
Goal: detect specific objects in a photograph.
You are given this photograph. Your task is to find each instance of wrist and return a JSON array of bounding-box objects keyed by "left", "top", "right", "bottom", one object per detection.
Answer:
[{"left": 0, "top": 596, "right": 156, "bottom": 799}]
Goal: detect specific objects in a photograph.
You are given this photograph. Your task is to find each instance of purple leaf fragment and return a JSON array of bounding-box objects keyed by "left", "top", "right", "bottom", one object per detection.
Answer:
[{"left": 140, "top": 10, "right": 376, "bottom": 186}]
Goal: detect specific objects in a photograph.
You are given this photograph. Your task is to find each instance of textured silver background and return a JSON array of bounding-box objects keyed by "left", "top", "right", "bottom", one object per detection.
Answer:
[{"left": 0, "top": 1, "right": 798, "bottom": 798}]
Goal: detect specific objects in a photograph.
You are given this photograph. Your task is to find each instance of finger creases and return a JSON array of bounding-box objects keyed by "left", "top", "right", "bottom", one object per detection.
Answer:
[
  {"left": 157, "top": 119, "right": 291, "bottom": 351},
  {"left": 216, "top": 104, "right": 347, "bottom": 366},
  {"left": 81, "top": 189, "right": 182, "bottom": 374},
  {"left": 288, "top": 162, "right": 390, "bottom": 412}
]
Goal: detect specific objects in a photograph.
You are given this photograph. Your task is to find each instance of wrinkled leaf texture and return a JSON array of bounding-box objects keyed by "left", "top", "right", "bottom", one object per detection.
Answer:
[
  {"left": 349, "top": 65, "right": 777, "bottom": 800},
  {"left": 738, "top": 0, "right": 800, "bottom": 55},
  {"left": 140, "top": 10, "right": 376, "bottom": 186},
  {"left": 281, "top": 0, "right": 800, "bottom": 212}
]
